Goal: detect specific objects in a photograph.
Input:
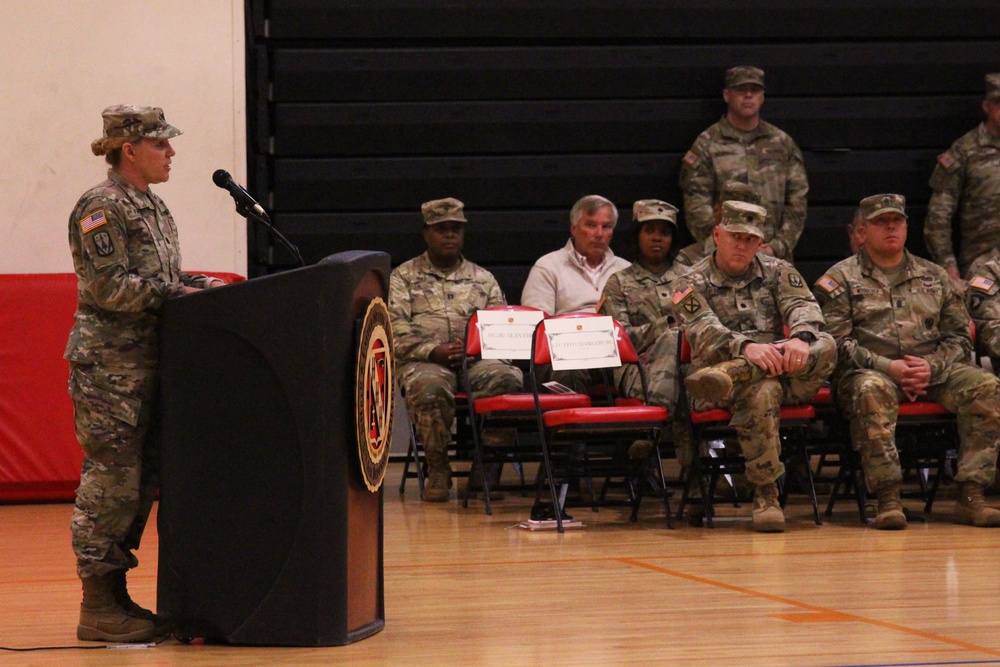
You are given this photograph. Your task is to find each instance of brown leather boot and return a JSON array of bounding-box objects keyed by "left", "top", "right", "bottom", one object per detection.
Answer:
[
  {"left": 954, "top": 482, "right": 1000, "bottom": 527},
  {"left": 422, "top": 446, "right": 452, "bottom": 502},
  {"left": 685, "top": 358, "right": 759, "bottom": 403},
  {"left": 751, "top": 483, "right": 785, "bottom": 533},
  {"left": 873, "top": 483, "right": 906, "bottom": 530},
  {"left": 110, "top": 569, "right": 173, "bottom": 634},
  {"left": 77, "top": 574, "right": 156, "bottom": 642}
]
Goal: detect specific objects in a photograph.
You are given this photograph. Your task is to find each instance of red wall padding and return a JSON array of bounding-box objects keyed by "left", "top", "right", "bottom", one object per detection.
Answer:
[{"left": 0, "top": 272, "right": 244, "bottom": 503}]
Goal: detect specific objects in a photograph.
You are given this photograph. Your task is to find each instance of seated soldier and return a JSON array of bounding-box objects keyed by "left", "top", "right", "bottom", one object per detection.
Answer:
[
  {"left": 389, "top": 198, "right": 523, "bottom": 502},
  {"left": 600, "top": 199, "right": 691, "bottom": 462},
  {"left": 674, "top": 201, "right": 836, "bottom": 532},
  {"left": 815, "top": 193, "right": 1000, "bottom": 529},
  {"left": 674, "top": 180, "right": 762, "bottom": 268},
  {"left": 967, "top": 248, "right": 1000, "bottom": 373}
]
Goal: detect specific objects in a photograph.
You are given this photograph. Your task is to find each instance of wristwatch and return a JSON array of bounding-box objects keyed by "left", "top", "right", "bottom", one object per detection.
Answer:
[{"left": 790, "top": 331, "right": 816, "bottom": 343}]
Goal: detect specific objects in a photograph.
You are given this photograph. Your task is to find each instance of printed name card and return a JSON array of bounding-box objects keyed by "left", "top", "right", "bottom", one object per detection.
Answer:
[
  {"left": 544, "top": 316, "right": 621, "bottom": 371},
  {"left": 477, "top": 309, "right": 545, "bottom": 359}
]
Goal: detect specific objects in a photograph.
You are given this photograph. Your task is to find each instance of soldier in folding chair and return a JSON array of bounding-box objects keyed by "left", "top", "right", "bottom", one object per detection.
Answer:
[
  {"left": 673, "top": 201, "right": 836, "bottom": 532},
  {"left": 815, "top": 193, "right": 1000, "bottom": 529},
  {"left": 389, "top": 197, "right": 523, "bottom": 502}
]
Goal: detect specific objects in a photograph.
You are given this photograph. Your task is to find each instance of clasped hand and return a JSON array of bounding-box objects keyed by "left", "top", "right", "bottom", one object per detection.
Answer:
[{"left": 743, "top": 337, "right": 811, "bottom": 376}]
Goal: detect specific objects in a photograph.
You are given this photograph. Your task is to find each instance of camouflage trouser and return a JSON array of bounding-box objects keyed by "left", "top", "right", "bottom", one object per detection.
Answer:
[
  {"left": 69, "top": 363, "right": 158, "bottom": 579},
  {"left": 837, "top": 363, "right": 1000, "bottom": 492},
  {"left": 400, "top": 359, "right": 523, "bottom": 461},
  {"left": 691, "top": 334, "right": 837, "bottom": 486},
  {"left": 619, "top": 327, "right": 693, "bottom": 465}
]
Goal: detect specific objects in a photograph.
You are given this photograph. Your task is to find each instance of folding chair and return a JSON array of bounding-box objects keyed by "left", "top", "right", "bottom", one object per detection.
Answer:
[
  {"left": 675, "top": 332, "right": 822, "bottom": 527},
  {"left": 398, "top": 391, "right": 474, "bottom": 496},
  {"left": 461, "top": 306, "right": 593, "bottom": 514},
  {"left": 529, "top": 313, "right": 672, "bottom": 532}
]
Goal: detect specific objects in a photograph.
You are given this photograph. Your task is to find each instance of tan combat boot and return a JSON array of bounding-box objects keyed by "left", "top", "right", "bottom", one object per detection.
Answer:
[
  {"left": 751, "top": 482, "right": 785, "bottom": 533},
  {"left": 110, "top": 569, "right": 172, "bottom": 635},
  {"left": 77, "top": 574, "right": 157, "bottom": 642},
  {"left": 873, "top": 482, "right": 906, "bottom": 530},
  {"left": 422, "top": 446, "right": 452, "bottom": 502},
  {"left": 685, "top": 358, "right": 757, "bottom": 403},
  {"left": 954, "top": 482, "right": 1000, "bottom": 527}
]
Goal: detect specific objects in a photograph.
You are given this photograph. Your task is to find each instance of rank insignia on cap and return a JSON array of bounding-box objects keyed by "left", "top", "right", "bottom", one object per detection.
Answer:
[
  {"left": 969, "top": 275, "right": 995, "bottom": 292},
  {"left": 79, "top": 210, "right": 107, "bottom": 234},
  {"left": 816, "top": 275, "right": 839, "bottom": 293},
  {"left": 937, "top": 152, "right": 956, "bottom": 170},
  {"left": 672, "top": 285, "right": 693, "bottom": 305}
]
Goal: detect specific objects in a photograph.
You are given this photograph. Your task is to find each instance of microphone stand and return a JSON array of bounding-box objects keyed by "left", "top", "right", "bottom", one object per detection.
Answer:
[{"left": 237, "top": 204, "right": 306, "bottom": 268}]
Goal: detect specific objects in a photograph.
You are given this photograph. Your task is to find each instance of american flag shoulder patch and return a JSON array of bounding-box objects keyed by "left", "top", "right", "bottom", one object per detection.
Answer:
[
  {"left": 969, "top": 275, "right": 995, "bottom": 292},
  {"left": 672, "top": 285, "right": 693, "bottom": 305},
  {"left": 816, "top": 275, "right": 839, "bottom": 293},
  {"left": 682, "top": 151, "right": 698, "bottom": 166},
  {"left": 937, "top": 152, "right": 956, "bottom": 170},
  {"left": 79, "top": 210, "right": 107, "bottom": 234}
]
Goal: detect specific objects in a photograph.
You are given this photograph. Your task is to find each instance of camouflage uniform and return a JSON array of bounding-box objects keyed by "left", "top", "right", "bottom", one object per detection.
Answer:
[
  {"left": 679, "top": 118, "right": 808, "bottom": 260},
  {"left": 674, "top": 252, "right": 835, "bottom": 485},
  {"left": 389, "top": 253, "right": 522, "bottom": 465},
  {"left": 924, "top": 124, "right": 1000, "bottom": 276},
  {"left": 967, "top": 248, "right": 1000, "bottom": 372},
  {"left": 815, "top": 248, "right": 1000, "bottom": 492},
  {"left": 67, "top": 163, "right": 217, "bottom": 579}
]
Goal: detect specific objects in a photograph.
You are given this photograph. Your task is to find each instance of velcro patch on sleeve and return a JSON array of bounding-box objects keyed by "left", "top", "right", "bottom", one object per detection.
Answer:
[
  {"left": 937, "top": 152, "right": 957, "bottom": 171},
  {"left": 682, "top": 151, "right": 699, "bottom": 166},
  {"left": 815, "top": 275, "right": 840, "bottom": 294},
  {"left": 79, "top": 210, "right": 107, "bottom": 234},
  {"left": 969, "top": 275, "right": 995, "bottom": 292},
  {"left": 672, "top": 285, "right": 693, "bottom": 305}
]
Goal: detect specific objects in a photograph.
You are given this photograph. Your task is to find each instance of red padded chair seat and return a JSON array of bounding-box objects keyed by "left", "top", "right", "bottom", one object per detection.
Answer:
[
  {"left": 898, "top": 401, "right": 951, "bottom": 417},
  {"left": 475, "top": 393, "right": 590, "bottom": 413},
  {"left": 614, "top": 397, "right": 644, "bottom": 407},
  {"left": 690, "top": 404, "right": 816, "bottom": 425},
  {"left": 812, "top": 387, "right": 833, "bottom": 404},
  {"left": 542, "top": 406, "right": 667, "bottom": 429}
]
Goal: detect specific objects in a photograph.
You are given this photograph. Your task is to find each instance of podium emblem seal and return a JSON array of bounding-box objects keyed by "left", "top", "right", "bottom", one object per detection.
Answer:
[{"left": 356, "top": 297, "right": 394, "bottom": 491}]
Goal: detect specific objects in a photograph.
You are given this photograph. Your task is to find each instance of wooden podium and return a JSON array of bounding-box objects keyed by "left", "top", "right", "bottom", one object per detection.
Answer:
[{"left": 156, "top": 251, "right": 392, "bottom": 646}]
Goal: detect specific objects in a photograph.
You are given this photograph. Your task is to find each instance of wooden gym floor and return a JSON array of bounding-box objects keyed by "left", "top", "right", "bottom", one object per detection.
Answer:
[{"left": 2, "top": 461, "right": 1000, "bottom": 666}]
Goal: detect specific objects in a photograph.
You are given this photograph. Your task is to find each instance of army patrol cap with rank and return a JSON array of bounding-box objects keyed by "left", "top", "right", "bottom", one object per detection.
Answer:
[
  {"left": 632, "top": 199, "right": 678, "bottom": 227},
  {"left": 421, "top": 197, "right": 468, "bottom": 226},
  {"left": 720, "top": 180, "right": 761, "bottom": 205},
  {"left": 718, "top": 200, "right": 767, "bottom": 238},
  {"left": 725, "top": 66, "right": 765, "bottom": 90},
  {"left": 859, "top": 193, "right": 907, "bottom": 221},
  {"left": 99, "top": 105, "right": 182, "bottom": 141},
  {"left": 986, "top": 73, "right": 1000, "bottom": 100}
]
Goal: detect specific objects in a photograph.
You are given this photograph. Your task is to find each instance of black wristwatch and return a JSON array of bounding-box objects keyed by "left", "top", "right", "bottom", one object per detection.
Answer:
[{"left": 790, "top": 331, "right": 816, "bottom": 343}]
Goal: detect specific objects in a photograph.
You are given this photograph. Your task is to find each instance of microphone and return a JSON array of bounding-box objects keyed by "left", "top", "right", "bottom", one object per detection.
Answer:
[{"left": 212, "top": 169, "right": 266, "bottom": 217}]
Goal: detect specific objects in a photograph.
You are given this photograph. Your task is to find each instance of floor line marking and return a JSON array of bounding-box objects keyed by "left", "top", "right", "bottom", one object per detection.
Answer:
[{"left": 618, "top": 557, "right": 1000, "bottom": 658}]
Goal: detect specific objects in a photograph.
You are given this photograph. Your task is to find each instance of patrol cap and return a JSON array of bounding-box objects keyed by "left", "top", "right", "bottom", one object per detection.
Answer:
[
  {"left": 859, "top": 193, "right": 907, "bottom": 221},
  {"left": 725, "top": 66, "right": 765, "bottom": 89},
  {"left": 718, "top": 200, "right": 767, "bottom": 239},
  {"left": 632, "top": 199, "right": 678, "bottom": 227},
  {"left": 421, "top": 197, "right": 467, "bottom": 226},
  {"left": 719, "top": 180, "right": 761, "bottom": 205},
  {"left": 100, "top": 105, "right": 181, "bottom": 141},
  {"left": 986, "top": 73, "right": 1000, "bottom": 100}
]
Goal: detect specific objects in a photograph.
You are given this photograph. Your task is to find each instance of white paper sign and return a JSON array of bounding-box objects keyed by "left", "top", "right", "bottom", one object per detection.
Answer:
[
  {"left": 544, "top": 316, "right": 621, "bottom": 371},
  {"left": 477, "top": 309, "right": 545, "bottom": 359}
]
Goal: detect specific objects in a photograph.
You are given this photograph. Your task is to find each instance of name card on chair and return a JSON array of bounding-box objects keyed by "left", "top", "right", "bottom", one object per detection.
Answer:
[
  {"left": 477, "top": 309, "right": 545, "bottom": 359},
  {"left": 545, "top": 316, "right": 621, "bottom": 370}
]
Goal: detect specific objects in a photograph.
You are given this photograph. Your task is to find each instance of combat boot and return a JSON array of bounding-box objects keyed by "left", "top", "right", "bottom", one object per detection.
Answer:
[
  {"left": 77, "top": 574, "right": 157, "bottom": 642},
  {"left": 751, "top": 482, "right": 785, "bottom": 533},
  {"left": 110, "top": 569, "right": 172, "bottom": 634},
  {"left": 954, "top": 482, "right": 1000, "bottom": 527},
  {"left": 873, "top": 482, "right": 906, "bottom": 530},
  {"left": 685, "top": 358, "right": 758, "bottom": 403},
  {"left": 422, "top": 446, "right": 452, "bottom": 502},
  {"left": 628, "top": 439, "right": 655, "bottom": 460}
]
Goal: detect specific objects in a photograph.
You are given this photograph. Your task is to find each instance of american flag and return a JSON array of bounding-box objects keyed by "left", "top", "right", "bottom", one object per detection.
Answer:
[{"left": 79, "top": 210, "right": 107, "bottom": 234}]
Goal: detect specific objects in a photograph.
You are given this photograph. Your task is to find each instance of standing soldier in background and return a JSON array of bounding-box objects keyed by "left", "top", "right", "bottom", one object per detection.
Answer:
[
  {"left": 924, "top": 73, "right": 1000, "bottom": 280},
  {"left": 674, "top": 180, "right": 762, "bottom": 267},
  {"left": 815, "top": 194, "right": 1000, "bottom": 530},
  {"left": 67, "top": 105, "right": 224, "bottom": 642},
  {"left": 389, "top": 198, "right": 523, "bottom": 502},
  {"left": 966, "top": 247, "right": 1000, "bottom": 374},
  {"left": 680, "top": 66, "right": 808, "bottom": 261},
  {"left": 675, "top": 201, "right": 836, "bottom": 532}
]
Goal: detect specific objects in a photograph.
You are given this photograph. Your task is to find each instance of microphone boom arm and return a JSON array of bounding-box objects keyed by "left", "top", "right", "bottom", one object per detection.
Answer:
[{"left": 237, "top": 204, "right": 306, "bottom": 268}]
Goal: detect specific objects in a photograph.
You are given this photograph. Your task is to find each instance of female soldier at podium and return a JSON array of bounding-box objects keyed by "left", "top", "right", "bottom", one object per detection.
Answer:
[{"left": 65, "top": 105, "right": 223, "bottom": 642}]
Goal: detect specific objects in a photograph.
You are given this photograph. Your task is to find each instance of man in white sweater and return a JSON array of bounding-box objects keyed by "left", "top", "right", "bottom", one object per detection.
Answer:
[{"left": 521, "top": 194, "right": 631, "bottom": 315}]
